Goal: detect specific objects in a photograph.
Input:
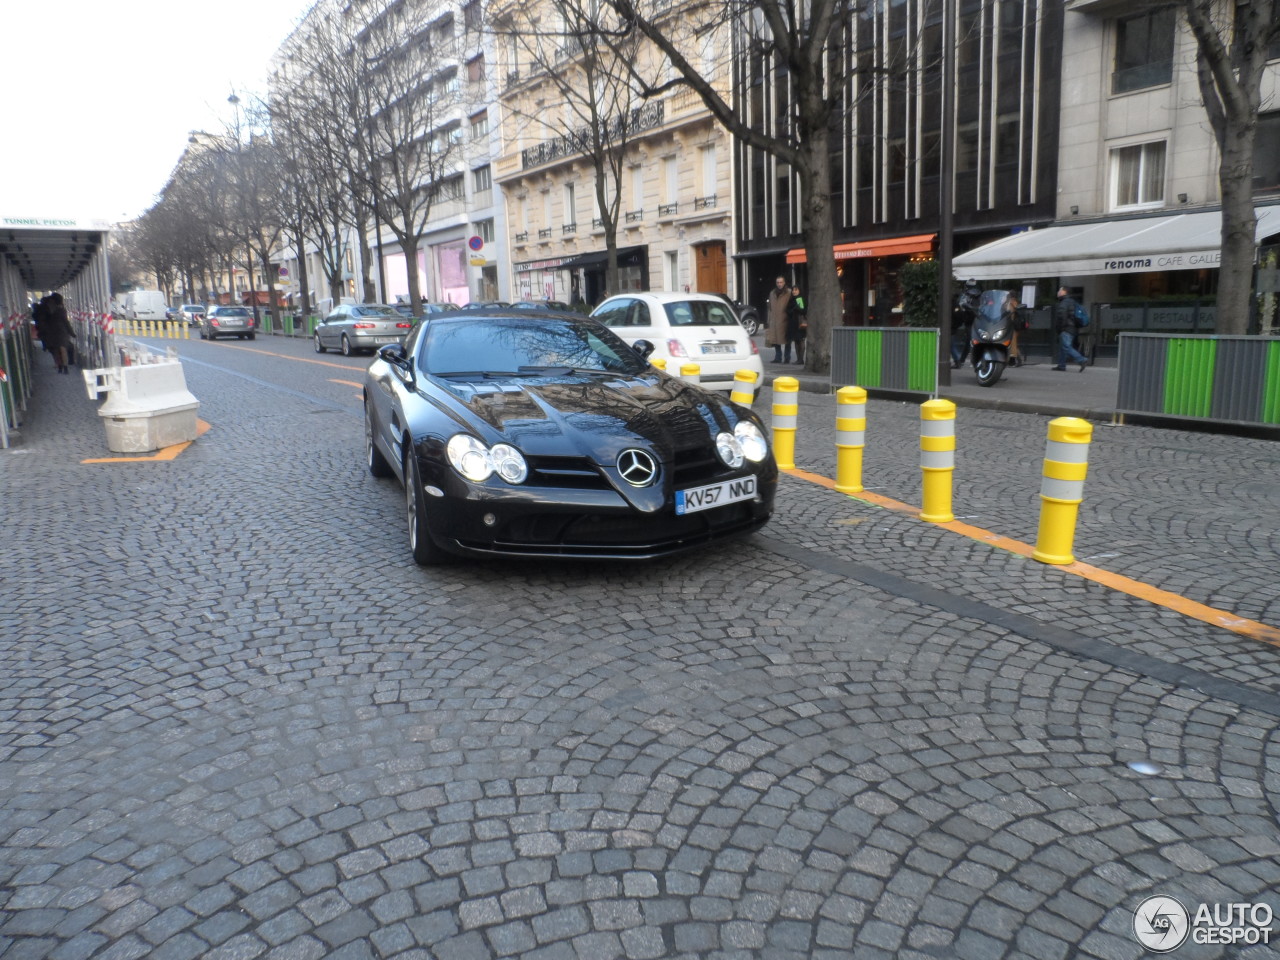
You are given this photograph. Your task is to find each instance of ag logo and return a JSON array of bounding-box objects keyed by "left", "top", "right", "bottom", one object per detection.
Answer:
[{"left": 1134, "top": 896, "right": 1190, "bottom": 952}]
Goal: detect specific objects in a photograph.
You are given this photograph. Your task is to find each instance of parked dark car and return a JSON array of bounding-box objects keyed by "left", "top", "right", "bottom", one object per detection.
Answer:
[
  {"left": 511, "top": 300, "right": 573, "bottom": 312},
  {"left": 393, "top": 302, "right": 459, "bottom": 319},
  {"left": 705, "top": 293, "right": 762, "bottom": 336},
  {"left": 315, "top": 303, "right": 414, "bottom": 356},
  {"left": 457, "top": 301, "right": 511, "bottom": 311},
  {"left": 363, "top": 311, "right": 777, "bottom": 564}
]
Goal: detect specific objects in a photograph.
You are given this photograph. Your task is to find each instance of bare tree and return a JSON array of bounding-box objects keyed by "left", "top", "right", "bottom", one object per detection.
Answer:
[
  {"left": 492, "top": 0, "right": 653, "bottom": 294},
  {"left": 595, "top": 0, "right": 860, "bottom": 371},
  {"left": 1181, "top": 0, "right": 1280, "bottom": 334}
]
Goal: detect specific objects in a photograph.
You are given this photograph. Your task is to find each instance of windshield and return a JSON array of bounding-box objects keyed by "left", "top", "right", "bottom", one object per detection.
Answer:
[
  {"left": 421, "top": 317, "right": 649, "bottom": 377},
  {"left": 355, "top": 305, "right": 401, "bottom": 317},
  {"left": 219, "top": 307, "right": 250, "bottom": 317},
  {"left": 662, "top": 300, "right": 738, "bottom": 327}
]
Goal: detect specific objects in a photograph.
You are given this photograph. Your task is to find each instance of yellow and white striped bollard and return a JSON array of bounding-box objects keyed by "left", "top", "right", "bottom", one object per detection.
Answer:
[
  {"left": 835, "top": 386, "right": 867, "bottom": 494},
  {"left": 730, "top": 369, "right": 758, "bottom": 407},
  {"left": 650, "top": 357, "right": 667, "bottom": 371},
  {"left": 919, "top": 398, "right": 956, "bottom": 523},
  {"left": 679, "top": 362, "right": 701, "bottom": 386},
  {"left": 771, "top": 376, "right": 799, "bottom": 470},
  {"left": 1032, "top": 417, "right": 1093, "bottom": 564}
]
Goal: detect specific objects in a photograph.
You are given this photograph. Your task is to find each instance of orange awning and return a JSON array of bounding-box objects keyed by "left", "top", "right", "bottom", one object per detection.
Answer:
[{"left": 785, "top": 233, "right": 937, "bottom": 264}]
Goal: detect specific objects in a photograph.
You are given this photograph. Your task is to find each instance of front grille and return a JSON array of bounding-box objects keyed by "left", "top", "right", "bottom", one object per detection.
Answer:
[{"left": 525, "top": 455, "right": 607, "bottom": 489}]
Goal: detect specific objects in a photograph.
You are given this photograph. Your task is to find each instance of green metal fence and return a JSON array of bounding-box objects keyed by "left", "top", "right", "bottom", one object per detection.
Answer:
[
  {"left": 1118, "top": 333, "right": 1280, "bottom": 425},
  {"left": 833, "top": 327, "right": 939, "bottom": 394}
]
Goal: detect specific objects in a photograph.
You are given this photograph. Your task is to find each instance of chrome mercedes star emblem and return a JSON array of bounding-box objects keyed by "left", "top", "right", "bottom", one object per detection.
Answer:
[{"left": 617, "top": 449, "right": 658, "bottom": 487}]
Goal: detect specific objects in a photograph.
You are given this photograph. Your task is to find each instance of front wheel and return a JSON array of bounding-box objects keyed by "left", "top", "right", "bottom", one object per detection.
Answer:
[
  {"left": 314, "top": 333, "right": 326, "bottom": 353},
  {"left": 974, "top": 355, "right": 1005, "bottom": 387},
  {"left": 405, "top": 450, "right": 448, "bottom": 565},
  {"left": 341, "top": 335, "right": 354, "bottom": 357}
]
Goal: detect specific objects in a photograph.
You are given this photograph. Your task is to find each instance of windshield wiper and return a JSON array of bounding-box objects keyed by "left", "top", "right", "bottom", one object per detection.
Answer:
[
  {"left": 435, "top": 370, "right": 538, "bottom": 379},
  {"left": 518, "top": 365, "right": 578, "bottom": 375}
]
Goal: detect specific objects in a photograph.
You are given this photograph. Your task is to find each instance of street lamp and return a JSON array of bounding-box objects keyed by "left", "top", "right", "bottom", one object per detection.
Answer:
[{"left": 227, "top": 92, "right": 260, "bottom": 325}]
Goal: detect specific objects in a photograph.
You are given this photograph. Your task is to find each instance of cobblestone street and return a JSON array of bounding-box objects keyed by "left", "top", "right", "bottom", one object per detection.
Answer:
[{"left": 3, "top": 341, "right": 1278, "bottom": 960}]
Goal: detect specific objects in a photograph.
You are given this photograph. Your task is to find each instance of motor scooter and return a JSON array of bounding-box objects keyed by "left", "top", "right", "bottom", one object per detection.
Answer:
[{"left": 969, "top": 289, "right": 1021, "bottom": 387}]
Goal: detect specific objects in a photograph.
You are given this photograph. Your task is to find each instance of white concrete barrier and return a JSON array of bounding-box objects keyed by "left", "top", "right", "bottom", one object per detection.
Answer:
[{"left": 83, "top": 359, "right": 199, "bottom": 453}]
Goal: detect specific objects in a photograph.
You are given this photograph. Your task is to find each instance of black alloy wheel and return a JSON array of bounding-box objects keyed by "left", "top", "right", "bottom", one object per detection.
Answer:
[{"left": 405, "top": 449, "right": 448, "bottom": 565}]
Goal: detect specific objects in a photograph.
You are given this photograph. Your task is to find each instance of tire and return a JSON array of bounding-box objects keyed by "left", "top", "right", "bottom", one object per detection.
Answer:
[
  {"left": 314, "top": 333, "right": 326, "bottom": 353},
  {"left": 247, "top": 333, "right": 256, "bottom": 341},
  {"left": 405, "top": 449, "right": 448, "bottom": 565},
  {"left": 741, "top": 314, "right": 760, "bottom": 337},
  {"left": 238, "top": 334, "right": 246, "bottom": 340},
  {"left": 975, "top": 355, "right": 1005, "bottom": 387},
  {"left": 341, "top": 335, "right": 354, "bottom": 357},
  {"left": 198, "top": 328, "right": 205, "bottom": 340},
  {"left": 365, "top": 401, "right": 392, "bottom": 478}
]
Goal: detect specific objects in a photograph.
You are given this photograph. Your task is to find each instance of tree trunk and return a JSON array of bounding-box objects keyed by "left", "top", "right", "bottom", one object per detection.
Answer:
[
  {"left": 797, "top": 126, "right": 839, "bottom": 373},
  {"left": 1217, "top": 130, "right": 1257, "bottom": 335},
  {"left": 354, "top": 213, "right": 378, "bottom": 303},
  {"left": 404, "top": 237, "right": 424, "bottom": 315},
  {"left": 293, "top": 226, "right": 312, "bottom": 318}
]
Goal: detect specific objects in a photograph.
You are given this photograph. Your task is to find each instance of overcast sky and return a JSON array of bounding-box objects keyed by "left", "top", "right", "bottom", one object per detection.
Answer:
[{"left": 0, "top": 0, "right": 315, "bottom": 223}]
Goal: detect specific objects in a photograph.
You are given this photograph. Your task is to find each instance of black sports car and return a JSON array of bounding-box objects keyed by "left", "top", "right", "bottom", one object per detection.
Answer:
[{"left": 364, "top": 312, "right": 777, "bottom": 563}]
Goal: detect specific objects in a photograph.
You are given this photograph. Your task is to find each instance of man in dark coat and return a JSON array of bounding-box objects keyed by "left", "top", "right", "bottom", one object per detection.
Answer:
[
  {"left": 41, "top": 294, "right": 76, "bottom": 374},
  {"left": 1052, "top": 286, "right": 1089, "bottom": 372}
]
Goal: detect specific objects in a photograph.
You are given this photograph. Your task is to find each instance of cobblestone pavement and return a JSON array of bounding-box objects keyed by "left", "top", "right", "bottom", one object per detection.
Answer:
[{"left": 3, "top": 339, "right": 1278, "bottom": 960}]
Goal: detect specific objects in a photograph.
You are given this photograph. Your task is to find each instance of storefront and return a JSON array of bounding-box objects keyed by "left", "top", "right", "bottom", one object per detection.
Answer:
[
  {"left": 785, "top": 234, "right": 936, "bottom": 326},
  {"left": 513, "top": 257, "right": 568, "bottom": 303},
  {"left": 555, "top": 245, "right": 649, "bottom": 307}
]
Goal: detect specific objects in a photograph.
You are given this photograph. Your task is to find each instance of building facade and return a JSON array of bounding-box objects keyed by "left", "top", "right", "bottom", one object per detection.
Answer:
[
  {"left": 492, "top": 5, "right": 735, "bottom": 306},
  {"left": 734, "top": 0, "right": 1064, "bottom": 323}
]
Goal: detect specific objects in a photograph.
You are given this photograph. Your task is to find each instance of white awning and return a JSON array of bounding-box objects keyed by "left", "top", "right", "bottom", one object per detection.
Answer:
[{"left": 952, "top": 205, "right": 1280, "bottom": 280}]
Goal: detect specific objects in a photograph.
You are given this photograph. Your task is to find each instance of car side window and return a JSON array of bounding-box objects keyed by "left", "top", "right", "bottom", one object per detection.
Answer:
[
  {"left": 597, "top": 298, "right": 631, "bottom": 327},
  {"left": 629, "top": 301, "right": 651, "bottom": 327}
]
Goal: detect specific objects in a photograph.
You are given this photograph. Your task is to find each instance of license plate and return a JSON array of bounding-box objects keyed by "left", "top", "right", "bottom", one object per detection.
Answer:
[
  {"left": 375, "top": 336, "right": 398, "bottom": 343},
  {"left": 675, "top": 475, "right": 757, "bottom": 515},
  {"left": 701, "top": 343, "right": 735, "bottom": 355}
]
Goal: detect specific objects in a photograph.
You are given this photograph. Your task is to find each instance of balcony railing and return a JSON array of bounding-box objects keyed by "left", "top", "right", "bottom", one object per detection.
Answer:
[
  {"left": 658, "top": 202, "right": 678, "bottom": 216},
  {"left": 522, "top": 101, "right": 665, "bottom": 170},
  {"left": 515, "top": 231, "right": 529, "bottom": 243},
  {"left": 625, "top": 210, "right": 644, "bottom": 223},
  {"left": 562, "top": 222, "right": 577, "bottom": 234},
  {"left": 693, "top": 195, "right": 718, "bottom": 210},
  {"left": 538, "top": 227, "right": 553, "bottom": 239},
  {"left": 592, "top": 217, "right": 604, "bottom": 229},
  {"left": 505, "top": 70, "right": 521, "bottom": 89}
]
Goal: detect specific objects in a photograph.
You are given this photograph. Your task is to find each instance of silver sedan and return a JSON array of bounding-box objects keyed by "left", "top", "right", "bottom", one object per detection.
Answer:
[{"left": 315, "top": 304, "right": 414, "bottom": 356}]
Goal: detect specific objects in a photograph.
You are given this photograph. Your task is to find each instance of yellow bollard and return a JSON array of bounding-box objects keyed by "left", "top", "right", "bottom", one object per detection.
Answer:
[
  {"left": 835, "top": 386, "right": 867, "bottom": 494},
  {"left": 771, "top": 376, "right": 799, "bottom": 470},
  {"left": 919, "top": 398, "right": 956, "bottom": 523},
  {"left": 651, "top": 357, "right": 667, "bottom": 371},
  {"left": 730, "top": 369, "right": 758, "bottom": 407},
  {"left": 1032, "top": 417, "right": 1093, "bottom": 564},
  {"left": 679, "top": 362, "right": 701, "bottom": 386}
]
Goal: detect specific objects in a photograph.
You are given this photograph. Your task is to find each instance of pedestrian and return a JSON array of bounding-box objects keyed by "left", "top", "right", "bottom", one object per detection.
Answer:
[
  {"left": 41, "top": 293, "right": 76, "bottom": 374},
  {"left": 1052, "top": 286, "right": 1089, "bottom": 372},
  {"left": 785, "top": 286, "right": 807, "bottom": 364},
  {"left": 1003, "top": 293, "right": 1027, "bottom": 367},
  {"left": 32, "top": 297, "right": 51, "bottom": 353},
  {"left": 766, "top": 276, "right": 791, "bottom": 363}
]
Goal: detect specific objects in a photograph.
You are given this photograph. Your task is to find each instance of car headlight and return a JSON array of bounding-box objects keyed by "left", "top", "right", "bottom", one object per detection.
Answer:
[
  {"left": 734, "top": 421, "right": 769, "bottom": 462},
  {"left": 489, "top": 443, "right": 528, "bottom": 484},
  {"left": 446, "top": 435, "right": 528, "bottom": 484},
  {"left": 715, "top": 431, "right": 744, "bottom": 469}
]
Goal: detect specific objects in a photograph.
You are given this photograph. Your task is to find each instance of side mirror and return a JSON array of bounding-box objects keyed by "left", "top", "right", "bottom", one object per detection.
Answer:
[
  {"left": 378, "top": 343, "right": 407, "bottom": 364},
  {"left": 631, "top": 339, "right": 656, "bottom": 361}
]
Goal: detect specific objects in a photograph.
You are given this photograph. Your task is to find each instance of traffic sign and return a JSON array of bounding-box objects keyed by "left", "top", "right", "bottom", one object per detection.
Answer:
[{"left": 468, "top": 236, "right": 484, "bottom": 252}]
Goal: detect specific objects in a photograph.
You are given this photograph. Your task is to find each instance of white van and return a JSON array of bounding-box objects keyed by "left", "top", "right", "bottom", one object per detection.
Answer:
[{"left": 125, "top": 290, "right": 168, "bottom": 322}]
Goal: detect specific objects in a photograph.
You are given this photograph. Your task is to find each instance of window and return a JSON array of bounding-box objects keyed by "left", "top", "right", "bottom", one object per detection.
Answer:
[
  {"left": 1113, "top": 7, "right": 1175, "bottom": 94},
  {"left": 1111, "top": 141, "right": 1166, "bottom": 209},
  {"left": 467, "top": 54, "right": 485, "bottom": 83},
  {"left": 700, "top": 144, "right": 717, "bottom": 198},
  {"left": 630, "top": 166, "right": 643, "bottom": 211},
  {"left": 463, "top": 0, "right": 481, "bottom": 31},
  {"left": 563, "top": 182, "right": 576, "bottom": 223},
  {"left": 1256, "top": 112, "right": 1280, "bottom": 193},
  {"left": 473, "top": 165, "right": 492, "bottom": 193},
  {"left": 664, "top": 157, "right": 678, "bottom": 203},
  {"left": 665, "top": 251, "right": 679, "bottom": 291},
  {"left": 470, "top": 110, "right": 488, "bottom": 140},
  {"left": 473, "top": 219, "right": 495, "bottom": 243}
]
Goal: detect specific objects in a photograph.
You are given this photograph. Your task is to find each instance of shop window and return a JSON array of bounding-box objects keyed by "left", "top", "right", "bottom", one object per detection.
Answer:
[
  {"left": 1254, "top": 112, "right": 1280, "bottom": 194},
  {"left": 1111, "top": 141, "right": 1166, "bottom": 210},
  {"left": 1113, "top": 7, "right": 1175, "bottom": 94}
]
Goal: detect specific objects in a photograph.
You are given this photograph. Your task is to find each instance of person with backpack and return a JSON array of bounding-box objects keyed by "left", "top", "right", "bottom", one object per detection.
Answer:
[{"left": 1052, "top": 286, "right": 1089, "bottom": 372}]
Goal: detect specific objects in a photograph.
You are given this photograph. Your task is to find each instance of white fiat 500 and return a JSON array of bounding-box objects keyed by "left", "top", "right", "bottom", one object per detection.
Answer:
[{"left": 591, "top": 292, "right": 764, "bottom": 392}]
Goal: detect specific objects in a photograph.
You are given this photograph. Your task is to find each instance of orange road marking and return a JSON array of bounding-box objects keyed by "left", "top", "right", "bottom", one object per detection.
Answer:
[
  {"left": 329, "top": 378, "right": 364, "bottom": 388},
  {"left": 782, "top": 466, "right": 1280, "bottom": 648},
  {"left": 206, "top": 340, "right": 363, "bottom": 372},
  {"left": 82, "top": 419, "right": 212, "bottom": 464}
]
